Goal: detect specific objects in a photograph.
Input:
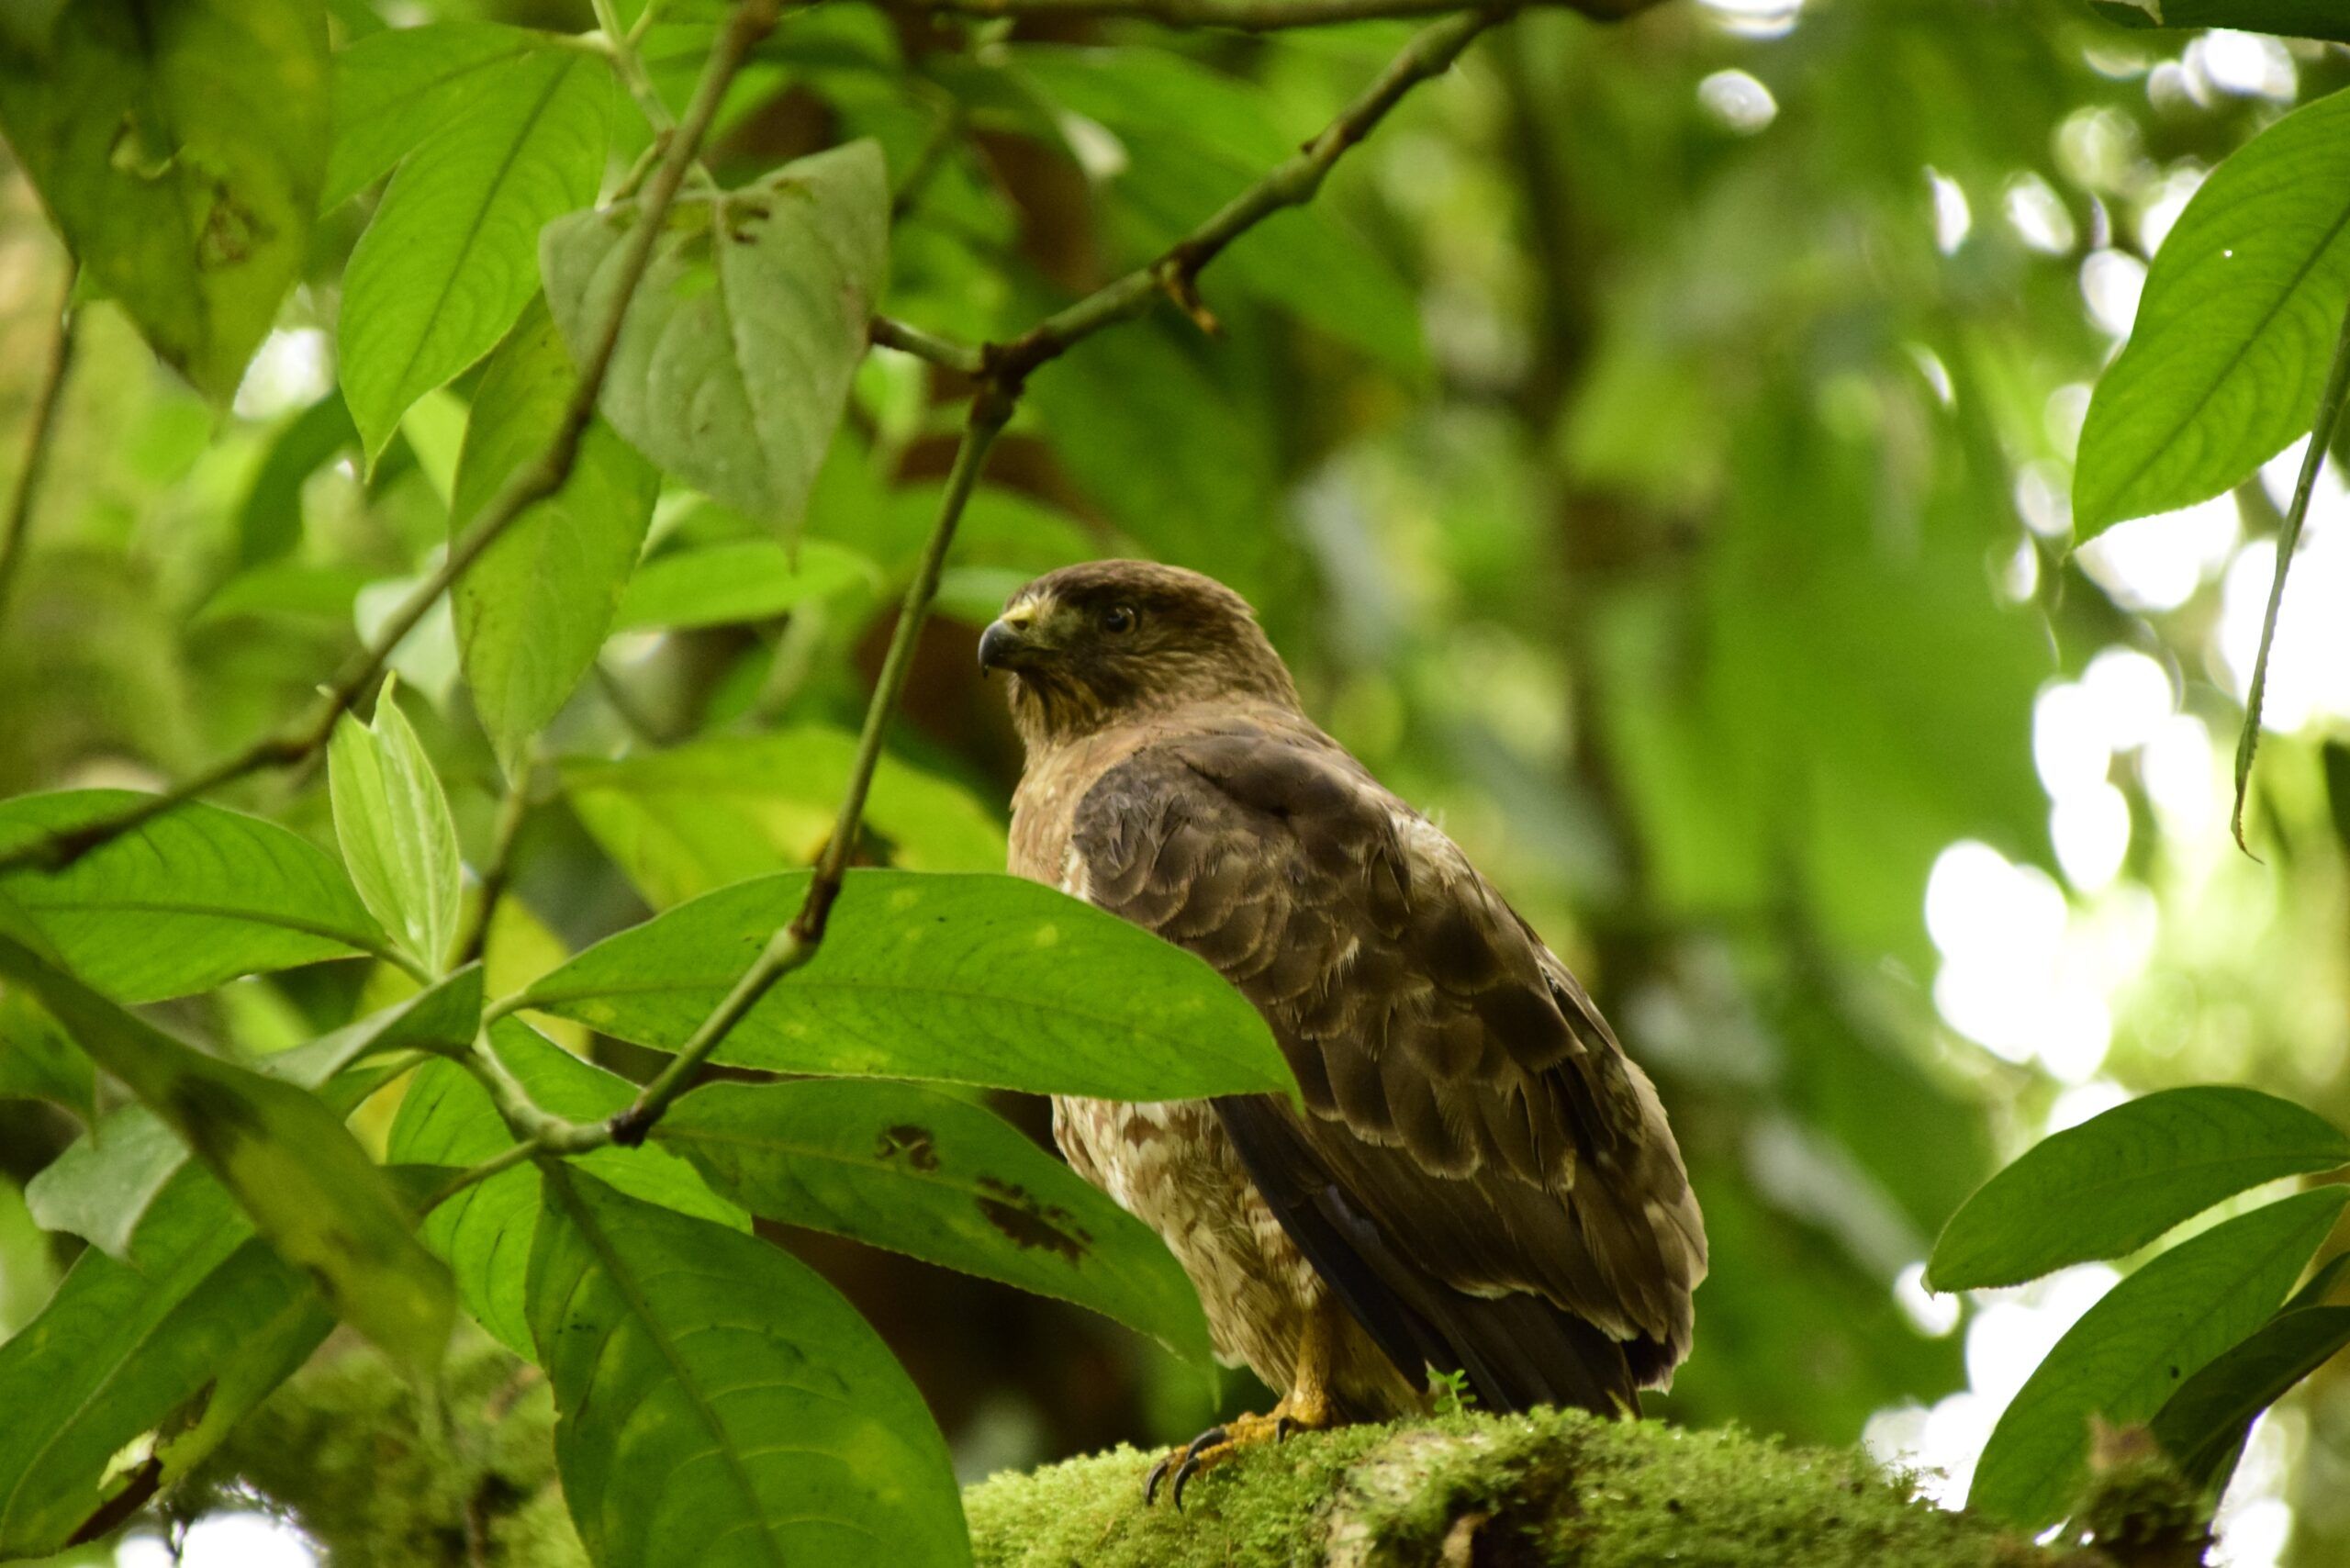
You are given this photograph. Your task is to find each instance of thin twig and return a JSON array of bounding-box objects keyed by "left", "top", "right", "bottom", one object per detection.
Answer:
[
  {"left": 454, "top": 745, "right": 539, "bottom": 968},
  {"left": 986, "top": 6, "right": 1506, "bottom": 388},
  {"left": 2232, "top": 293, "right": 2350, "bottom": 853},
  {"left": 605, "top": 387, "right": 1016, "bottom": 1146},
  {"left": 869, "top": 314, "right": 986, "bottom": 375},
  {"left": 0, "top": 0, "right": 786, "bottom": 876},
  {"left": 591, "top": 0, "right": 677, "bottom": 133},
  {"left": 901, "top": 0, "right": 1648, "bottom": 28},
  {"left": 0, "top": 263, "right": 79, "bottom": 641}
]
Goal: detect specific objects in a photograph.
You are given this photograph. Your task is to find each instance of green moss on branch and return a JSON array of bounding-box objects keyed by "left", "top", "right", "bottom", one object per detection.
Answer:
[{"left": 192, "top": 1340, "right": 2198, "bottom": 1568}]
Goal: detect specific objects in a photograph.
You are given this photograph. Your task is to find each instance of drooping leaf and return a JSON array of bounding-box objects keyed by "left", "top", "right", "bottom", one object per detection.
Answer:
[
  {"left": 563, "top": 730, "right": 1002, "bottom": 908},
  {"left": 0, "top": 0, "right": 329, "bottom": 400},
  {"left": 28, "top": 968, "right": 482, "bottom": 1260},
  {"left": 2151, "top": 1305, "right": 2350, "bottom": 1494},
  {"left": 613, "top": 537, "right": 876, "bottom": 632},
  {"left": 324, "top": 19, "right": 556, "bottom": 211},
  {"left": 330, "top": 680, "right": 464, "bottom": 976},
  {"left": 530, "top": 1165, "right": 970, "bottom": 1568},
  {"left": 542, "top": 140, "right": 890, "bottom": 531},
  {"left": 0, "top": 931, "right": 454, "bottom": 1369},
  {"left": 451, "top": 298, "right": 659, "bottom": 772},
  {"left": 340, "top": 46, "right": 611, "bottom": 462},
  {"left": 387, "top": 1019, "right": 744, "bottom": 1357},
  {"left": 1969, "top": 1187, "right": 2350, "bottom": 1528},
  {"left": 520, "top": 869, "right": 1293, "bottom": 1100},
  {"left": 2074, "top": 87, "right": 2350, "bottom": 534},
  {"left": 0, "top": 1170, "right": 330, "bottom": 1560},
  {"left": 2086, "top": 1, "right": 2350, "bottom": 44},
  {"left": 0, "top": 792, "right": 392, "bottom": 1002},
  {"left": 659, "top": 1079, "right": 1214, "bottom": 1362},
  {"left": 1927, "top": 1087, "right": 2350, "bottom": 1293}
]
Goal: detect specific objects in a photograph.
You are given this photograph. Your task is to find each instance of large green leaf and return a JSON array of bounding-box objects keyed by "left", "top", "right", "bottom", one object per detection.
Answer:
[
  {"left": 564, "top": 730, "right": 1002, "bottom": 908},
  {"left": 387, "top": 1019, "right": 744, "bottom": 1357},
  {"left": 530, "top": 1166, "right": 969, "bottom": 1568},
  {"left": 0, "top": 792, "right": 392, "bottom": 1002},
  {"left": 542, "top": 140, "right": 889, "bottom": 531},
  {"left": 520, "top": 870, "right": 1293, "bottom": 1100},
  {"left": 659, "top": 1079, "right": 1214, "bottom": 1362},
  {"left": 452, "top": 298, "right": 659, "bottom": 772},
  {"left": 2087, "top": 1, "right": 2350, "bottom": 43},
  {"left": 2151, "top": 1304, "right": 2350, "bottom": 1493},
  {"left": 324, "top": 20, "right": 557, "bottom": 211},
  {"left": 1928, "top": 1087, "right": 2350, "bottom": 1293},
  {"left": 340, "top": 46, "right": 611, "bottom": 462},
  {"left": 330, "top": 681, "right": 465, "bottom": 977},
  {"left": 28, "top": 969, "right": 482, "bottom": 1260},
  {"left": 613, "top": 537, "right": 876, "bottom": 632},
  {"left": 0, "top": 0, "right": 328, "bottom": 400},
  {"left": 1969, "top": 1188, "right": 2350, "bottom": 1528},
  {"left": 2074, "top": 88, "right": 2350, "bottom": 534},
  {"left": 0, "top": 930, "right": 454, "bottom": 1369},
  {"left": 0, "top": 1170, "right": 330, "bottom": 1559}
]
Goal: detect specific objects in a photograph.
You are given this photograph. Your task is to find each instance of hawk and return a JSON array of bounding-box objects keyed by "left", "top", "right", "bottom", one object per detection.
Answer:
[{"left": 981, "top": 561, "right": 1705, "bottom": 1503}]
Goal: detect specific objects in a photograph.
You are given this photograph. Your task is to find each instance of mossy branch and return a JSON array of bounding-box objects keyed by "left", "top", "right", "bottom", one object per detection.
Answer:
[{"left": 193, "top": 1337, "right": 2204, "bottom": 1568}]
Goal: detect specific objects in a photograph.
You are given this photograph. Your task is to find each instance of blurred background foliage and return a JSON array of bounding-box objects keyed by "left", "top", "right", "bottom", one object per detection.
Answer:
[{"left": 3, "top": 0, "right": 2349, "bottom": 1563}]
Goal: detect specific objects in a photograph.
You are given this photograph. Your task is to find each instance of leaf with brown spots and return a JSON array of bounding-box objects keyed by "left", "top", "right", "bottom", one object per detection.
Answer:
[{"left": 658, "top": 1078, "right": 1214, "bottom": 1363}]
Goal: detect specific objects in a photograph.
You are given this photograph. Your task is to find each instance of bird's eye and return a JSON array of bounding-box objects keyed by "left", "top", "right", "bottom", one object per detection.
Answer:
[{"left": 1101, "top": 605, "right": 1137, "bottom": 635}]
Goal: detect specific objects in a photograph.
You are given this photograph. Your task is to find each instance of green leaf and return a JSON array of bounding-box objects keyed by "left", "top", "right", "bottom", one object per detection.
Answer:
[
  {"left": 660, "top": 1079, "right": 1214, "bottom": 1362},
  {"left": 543, "top": 140, "right": 890, "bottom": 531},
  {"left": 387, "top": 1019, "right": 744, "bottom": 1357},
  {"left": 451, "top": 298, "right": 659, "bottom": 771},
  {"left": 2074, "top": 87, "right": 2350, "bottom": 534},
  {"left": 0, "top": 1170, "right": 330, "bottom": 1559},
  {"left": 0, "top": 930, "right": 455, "bottom": 1369},
  {"left": 564, "top": 730, "right": 1002, "bottom": 908},
  {"left": 2086, "top": 1, "right": 2350, "bottom": 44},
  {"left": 520, "top": 869, "right": 1294, "bottom": 1100},
  {"left": 1969, "top": 1187, "right": 2350, "bottom": 1528},
  {"left": 325, "top": 20, "right": 556, "bottom": 211},
  {"left": 1927, "top": 1087, "right": 2350, "bottom": 1293},
  {"left": 530, "top": 1165, "right": 970, "bottom": 1568},
  {"left": 24, "top": 1108, "right": 185, "bottom": 1260},
  {"left": 2151, "top": 1305, "right": 2350, "bottom": 1493},
  {"left": 233, "top": 393, "right": 358, "bottom": 567},
  {"left": 0, "top": 0, "right": 329, "bottom": 399},
  {"left": 0, "top": 988, "right": 93, "bottom": 1120},
  {"left": 0, "top": 792, "right": 392, "bottom": 1003},
  {"left": 330, "top": 680, "right": 464, "bottom": 975},
  {"left": 613, "top": 537, "right": 876, "bottom": 632},
  {"left": 28, "top": 968, "right": 482, "bottom": 1260},
  {"left": 340, "top": 47, "right": 611, "bottom": 463}
]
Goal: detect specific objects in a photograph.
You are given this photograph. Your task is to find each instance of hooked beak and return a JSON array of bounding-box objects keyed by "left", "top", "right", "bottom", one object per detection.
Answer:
[{"left": 978, "top": 613, "right": 1033, "bottom": 674}]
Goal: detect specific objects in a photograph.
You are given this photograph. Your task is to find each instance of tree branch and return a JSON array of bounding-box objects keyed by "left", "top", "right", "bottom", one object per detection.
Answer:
[
  {"left": 984, "top": 6, "right": 1505, "bottom": 387},
  {"left": 0, "top": 262, "right": 79, "bottom": 643},
  {"left": 901, "top": 0, "right": 1655, "bottom": 31},
  {"left": 0, "top": 0, "right": 785, "bottom": 875}
]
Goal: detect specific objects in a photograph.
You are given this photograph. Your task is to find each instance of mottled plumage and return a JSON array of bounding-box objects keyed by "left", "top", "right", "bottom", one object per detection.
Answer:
[{"left": 985, "top": 561, "right": 1705, "bottom": 1433}]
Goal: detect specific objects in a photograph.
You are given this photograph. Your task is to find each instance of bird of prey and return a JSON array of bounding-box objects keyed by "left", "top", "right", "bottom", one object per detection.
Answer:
[{"left": 980, "top": 560, "right": 1706, "bottom": 1505}]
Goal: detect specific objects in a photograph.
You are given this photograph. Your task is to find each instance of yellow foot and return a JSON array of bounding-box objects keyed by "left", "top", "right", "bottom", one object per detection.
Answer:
[{"left": 1143, "top": 1407, "right": 1316, "bottom": 1511}]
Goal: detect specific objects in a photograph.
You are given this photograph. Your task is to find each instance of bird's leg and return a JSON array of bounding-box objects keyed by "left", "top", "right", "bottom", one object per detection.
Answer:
[{"left": 1146, "top": 1302, "right": 1343, "bottom": 1510}]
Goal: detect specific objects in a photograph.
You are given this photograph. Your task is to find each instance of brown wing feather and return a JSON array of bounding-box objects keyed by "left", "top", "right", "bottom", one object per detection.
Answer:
[{"left": 1069, "top": 720, "right": 1705, "bottom": 1408}]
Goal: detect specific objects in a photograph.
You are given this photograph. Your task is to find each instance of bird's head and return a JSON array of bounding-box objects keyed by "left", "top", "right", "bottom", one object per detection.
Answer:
[{"left": 980, "top": 560, "right": 1300, "bottom": 746}]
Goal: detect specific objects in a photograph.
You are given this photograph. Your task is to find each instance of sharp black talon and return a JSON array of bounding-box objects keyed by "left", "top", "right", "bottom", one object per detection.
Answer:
[
  {"left": 1166, "top": 1425, "right": 1226, "bottom": 1513},
  {"left": 1273, "top": 1415, "right": 1294, "bottom": 1444},
  {"left": 1143, "top": 1453, "right": 1174, "bottom": 1506}
]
